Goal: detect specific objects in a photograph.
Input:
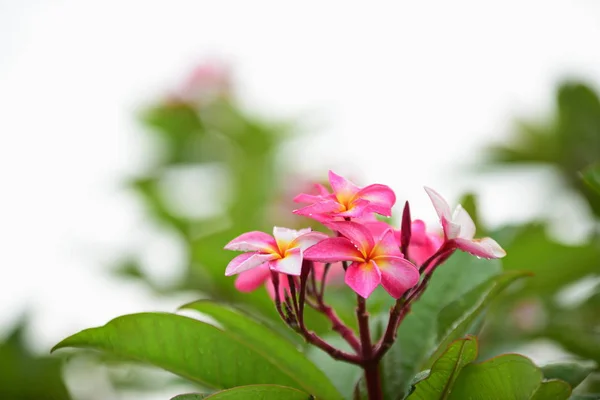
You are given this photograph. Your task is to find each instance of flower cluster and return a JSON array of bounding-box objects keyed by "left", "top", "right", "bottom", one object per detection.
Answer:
[{"left": 224, "top": 171, "right": 505, "bottom": 299}]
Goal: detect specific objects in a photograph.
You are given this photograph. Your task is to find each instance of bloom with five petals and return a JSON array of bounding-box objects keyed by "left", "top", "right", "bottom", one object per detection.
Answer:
[
  {"left": 362, "top": 219, "right": 443, "bottom": 266},
  {"left": 225, "top": 227, "right": 328, "bottom": 278},
  {"left": 293, "top": 171, "right": 396, "bottom": 222},
  {"left": 304, "top": 221, "right": 419, "bottom": 299},
  {"left": 424, "top": 187, "right": 506, "bottom": 259}
]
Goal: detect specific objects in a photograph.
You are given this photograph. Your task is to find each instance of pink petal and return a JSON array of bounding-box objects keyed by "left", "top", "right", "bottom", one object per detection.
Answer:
[
  {"left": 235, "top": 264, "right": 271, "bottom": 292},
  {"left": 329, "top": 170, "right": 361, "bottom": 200},
  {"left": 424, "top": 186, "right": 452, "bottom": 221},
  {"left": 337, "top": 198, "right": 370, "bottom": 218},
  {"left": 225, "top": 252, "right": 278, "bottom": 276},
  {"left": 345, "top": 260, "right": 382, "bottom": 299},
  {"left": 293, "top": 193, "right": 325, "bottom": 203},
  {"left": 290, "top": 231, "right": 329, "bottom": 251},
  {"left": 315, "top": 183, "right": 331, "bottom": 196},
  {"left": 363, "top": 221, "right": 397, "bottom": 242},
  {"left": 454, "top": 237, "right": 506, "bottom": 259},
  {"left": 356, "top": 184, "right": 396, "bottom": 216},
  {"left": 452, "top": 205, "right": 476, "bottom": 240},
  {"left": 304, "top": 237, "right": 365, "bottom": 262},
  {"left": 375, "top": 256, "right": 420, "bottom": 298},
  {"left": 410, "top": 220, "right": 427, "bottom": 242},
  {"left": 370, "top": 229, "right": 403, "bottom": 258},
  {"left": 273, "top": 226, "right": 311, "bottom": 250},
  {"left": 224, "top": 231, "right": 278, "bottom": 253},
  {"left": 325, "top": 221, "right": 375, "bottom": 254},
  {"left": 269, "top": 247, "right": 303, "bottom": 275},
  {"left": 293, "top": 200, "right": 344, "bottom": 217}
]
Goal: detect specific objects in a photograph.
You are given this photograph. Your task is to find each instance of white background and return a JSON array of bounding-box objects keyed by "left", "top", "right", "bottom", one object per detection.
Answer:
[{"left": 1, "top": 1, "right": 600, "bottom": 398}]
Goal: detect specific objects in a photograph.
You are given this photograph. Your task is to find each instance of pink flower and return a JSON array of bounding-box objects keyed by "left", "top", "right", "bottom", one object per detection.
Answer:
[
  {"left": 234, "top": 265, "right": 292, "bottom": 299},
  {"left": 170, "top": 61, "right": 231, "bottom": 104},
  {"left": 293, "top": 171, "right": 396, "bottom": 222},
  {"left": 361, "top": 220, "right": 443, "bottom": 267},
  {"left": 424, "top": 187, "right": 506, "bottom": 259},
  {"left": 304, "top": 221, "right": 419, "bottom": 299},
  {"left": 225, "top": 227, "right": 328, "bottom": 277}
]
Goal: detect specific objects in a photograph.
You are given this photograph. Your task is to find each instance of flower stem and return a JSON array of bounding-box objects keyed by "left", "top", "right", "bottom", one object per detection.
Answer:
[{"left": 357, "top": 294, "right": 382, "bottom": 400}]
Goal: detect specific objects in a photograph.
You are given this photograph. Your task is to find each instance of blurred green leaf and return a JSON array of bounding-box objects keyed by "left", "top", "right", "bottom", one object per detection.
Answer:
[
  {"left": 425, "top": 271, "right": 529, "bottom": 368},
  {"left": 382, "top": 252, "right": 502, "bottom": 399},
  {"left": 171, "top": 394, "right": 211, "bottom": 399},
  {"left": 0, "top": 319, "right": 72, "bottom": 400},
  {"left": 407, "top": 336, "right": 478, "bottom": 399},
  {"left": 179, "top": 301, "right": 342, "bottom": 400},
  {"left": 449, "top": 354, "right": 571, "bottom": 400},
  {"left": 494, "top": 223, "right": 600, "bottom": 296},
  {"left": 487, "top": 82, "right": 600, "bottom": 216},
  {"left": 542, "top": 361, "right": 597, "bottom": 390},
  {"left": 305, "top": 333, "right": 362, "bottom": 400},
  {"left": 52, "top": 312, "right": 339, "bottom": 397},
  {"left": 582, "top": 164, "right": 600, "bottom": 195},
  {"left": 191, "top": 385, "right": 313, "bottom": 399}
]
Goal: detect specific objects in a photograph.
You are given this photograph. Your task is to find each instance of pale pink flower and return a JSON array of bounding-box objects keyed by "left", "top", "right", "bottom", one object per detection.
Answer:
[
  {"left": 171, "top": 61, "right": 231, "bottom": 104},
  {"left": 424, "top": 187, "right": 506, "bottom": 259},
  {"left": 225, "top": 227, "right": 328, "bottom": 277},
  {"left": 304, "top": 221, "right": 419, "bottom": 299},
  {"left": 293, "top": 171, "right": 396, "bottom": 222}
]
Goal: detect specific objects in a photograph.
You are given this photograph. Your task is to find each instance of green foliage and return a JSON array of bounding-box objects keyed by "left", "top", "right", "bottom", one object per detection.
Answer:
[
  {"left": 382, "top": 252, "right": 503, "bottom": 399},
  {"left": 427, "top": 271, "right": 529, "bottom": 368},
  {"left": 51, "top": 312, "right": 340, "bottom": 399},
  {"left": 172, "top": 385, "right": 313, "bottom": 399},
  {"left": 582, "top": 163, "right": 600, "bottom": 195},
  {"left": 487, "top": 82, "right": 600, "bottom": 216},
  {"left": 409, "top": 336, "right": 573, "bottom": 399},
  {"left": 541, "top": 361, "right": 597, "bottom": 389},
  {"left": 407, "top": 336, "right": 478, "bottom": 399},
  {"left": 450, "top": 353, "right": 571, "bottom": 400},
  {"left": 0, "top": 319, "right": 72, "bottom": 400},
  {"left": 179, "top": 301, "right": 341, "bottom": 399}
]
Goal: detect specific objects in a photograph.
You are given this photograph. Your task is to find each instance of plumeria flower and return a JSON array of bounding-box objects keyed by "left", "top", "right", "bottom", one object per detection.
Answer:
[
  {"left": 304, "top": 221, "right": 419, "bottom": 299},
  {"left": 293, "top": 171, "right": 396, "bottom": 221},
  {"left": 424, "top": 187, "right": 506, "bottom": 259},
  {"left": 224, "top": 227, "right": 328, "bottom": 277},
  {"left": 363, "top": 219, "right": 443, "bottom": 266}
]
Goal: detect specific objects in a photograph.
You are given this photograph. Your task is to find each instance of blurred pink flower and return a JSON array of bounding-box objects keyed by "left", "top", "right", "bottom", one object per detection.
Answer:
[
  {"left": 171, "top": 61, "right": 231, "bottom": 104},
  {"left": 424, "top": 187, "right": 506, "bottom": 259},
  {"left": 305, "top": 221, "right": 419, "bottom": 299}
]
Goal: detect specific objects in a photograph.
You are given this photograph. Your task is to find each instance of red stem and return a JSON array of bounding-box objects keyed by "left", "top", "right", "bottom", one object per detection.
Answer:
[{"left": 357, "top": 295, "right": 382, "bottom": 400}]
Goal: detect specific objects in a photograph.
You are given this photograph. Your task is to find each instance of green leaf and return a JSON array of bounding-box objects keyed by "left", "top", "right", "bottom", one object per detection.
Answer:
[
  {"left": 495, "top": 223, "right": 600, "bottom": 296},
  {"left": 425, "top": 271, "right": 529, "bottom": 367},
  {"left": 51, "top": 313, "right": 335, "bottom": 398},
  {"left": 199, "top": 385, "right": 313, "bottom": 399},
  {"left": 171, "top": 394, "right": 211, "bottom": 400},
  {"left": 180, "top": 301, "right": 342, "bottom": 400},
  {"left": 305, "top": 334, "right": 362, "bottom": 400},
  {"left": 407, "top": 336, "right": 478, "bottom": 399},
  {"left": 542, "top": 361, "right": 597, "bottom": 390},
  {"left": 382, "top": 252, "right": 502, "bottom": 399},
  {"left": 448, "top": 354, "right": 571, "bottom": 400},
  {"left": 582, "top": 164, "right": 600, "bottom": 195}
]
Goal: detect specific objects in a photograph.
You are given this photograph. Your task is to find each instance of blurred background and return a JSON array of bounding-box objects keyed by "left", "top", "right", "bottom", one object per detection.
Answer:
[{"left": 1, "top": 1, "right": 600, "bottom": 399}]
